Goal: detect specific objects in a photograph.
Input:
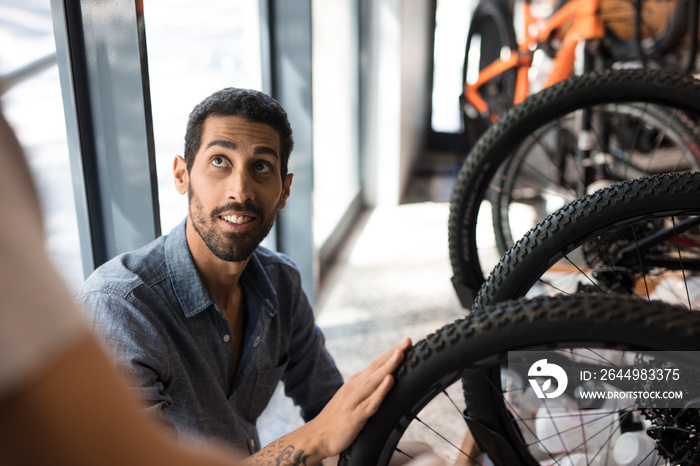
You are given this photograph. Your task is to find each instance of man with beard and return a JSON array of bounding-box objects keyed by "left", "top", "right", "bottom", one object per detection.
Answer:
[
  {"left": 78, "top": 88, "right": 423, "bottom": 464},
  {"left": 0, "top": 99, "right": 414, "bottom": 465}
]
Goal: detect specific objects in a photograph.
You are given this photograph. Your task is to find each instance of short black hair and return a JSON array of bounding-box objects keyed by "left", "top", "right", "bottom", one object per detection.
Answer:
[{"left": 184, "top": 88, "right": 293, "bottom": 180}]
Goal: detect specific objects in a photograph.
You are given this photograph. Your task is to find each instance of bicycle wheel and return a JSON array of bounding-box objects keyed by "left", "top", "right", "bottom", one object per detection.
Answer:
[
  {"left": 340, "top": 293, "right": 700, "bottom": 465},
  {"left": 601, "top": 0, "right": 690, "bottom": 63},
  {"left": 461, "top": 0, "right": 517, "bottom": 148},
  {"left": 448, "top": 68, "right": 700, "bottom": 308},
  {"left": 491, "top": 103, "right": 700, "bottom": 255},
  {"left": 475, "top": 172, "right": 700, "bottom": 311}
]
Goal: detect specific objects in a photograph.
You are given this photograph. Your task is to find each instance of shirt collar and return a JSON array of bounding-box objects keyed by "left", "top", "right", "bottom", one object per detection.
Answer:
[
  {"left": 240, "top": 249, "right": 279, "bottom": 319},
  {"left": 165, "top": 218, "right": 279, "bottom": 319},
  {"left": 166, "top": 219, "right": 213, "bottom": 318}
]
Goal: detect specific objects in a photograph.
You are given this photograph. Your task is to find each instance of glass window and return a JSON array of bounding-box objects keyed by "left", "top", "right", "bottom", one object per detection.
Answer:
[
  {"left": 0, "top": 0, "right": 83, "bottom": 291},
  {"left": 143, "top": 0, "right": 263, "bottom": 234}
]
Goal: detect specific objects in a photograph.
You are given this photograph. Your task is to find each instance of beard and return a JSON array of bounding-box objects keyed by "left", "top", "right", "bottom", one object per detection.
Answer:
[{"left": 188, "top": 183, "right": 278, "bottom": 262}]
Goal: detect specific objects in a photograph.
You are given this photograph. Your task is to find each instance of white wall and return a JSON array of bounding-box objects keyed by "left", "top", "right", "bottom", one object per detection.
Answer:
[
  {"left": 362, "top": 0, "right": 433, "bottom": 207},
  {"left": 312, "top": 0, "right": 361, "bottom": 249},
  {"left": 400, "top": 0, "right": 433, "bottom": 202}
]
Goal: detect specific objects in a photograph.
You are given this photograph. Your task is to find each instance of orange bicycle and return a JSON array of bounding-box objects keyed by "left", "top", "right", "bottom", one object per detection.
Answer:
[{"left": 461, "top": 0, "right": 691, "bottom": 147}]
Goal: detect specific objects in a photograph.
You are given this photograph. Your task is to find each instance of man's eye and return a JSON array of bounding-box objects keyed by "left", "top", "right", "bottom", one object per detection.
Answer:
[
  {"left": 254, "top": 161, "right": 272, "bottom": 173},
  {"left": 212, "top": 156, "right": 229, "bottom": 167}
]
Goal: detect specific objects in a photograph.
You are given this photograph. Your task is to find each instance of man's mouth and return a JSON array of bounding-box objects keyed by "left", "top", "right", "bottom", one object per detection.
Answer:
[{"left": 221, "top": 214, "right": 254, "bottom": 225}]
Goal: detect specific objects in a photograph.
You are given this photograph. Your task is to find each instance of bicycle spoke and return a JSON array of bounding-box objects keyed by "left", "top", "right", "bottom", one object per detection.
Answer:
[
  {"left": 632, "top": 227, "right": 651, "bottom": 300},
  {"left": 672, "top": 216, "right": 693, "bottom": 310}
]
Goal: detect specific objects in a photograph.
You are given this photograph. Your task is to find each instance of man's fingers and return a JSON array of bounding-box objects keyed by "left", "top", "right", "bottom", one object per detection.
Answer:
[
  {"left": 368, "top": 338, "right": 410, "bottom": 379},
  {"left": 342, "top": 343, "right": 408, "bottom": 415},
  {"left": 350, "top": 347, "right": 404, "bottom": 396},
  {"left": 362, "top": 337, "right": 412, "bottom": 374},
  {"left": 308, "top": 338, "right": 414, "bottom": 457},
  {"left": 334, "top": 337, "right": 413, "bottom": 419},
  {"left": 355, "top": 373, "right": 395, "bottom": 417}
]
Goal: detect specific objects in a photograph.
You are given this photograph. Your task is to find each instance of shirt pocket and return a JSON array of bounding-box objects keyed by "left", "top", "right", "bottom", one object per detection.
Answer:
[{"left": 245, "top": 355, "right": 289, "bottom": 421}]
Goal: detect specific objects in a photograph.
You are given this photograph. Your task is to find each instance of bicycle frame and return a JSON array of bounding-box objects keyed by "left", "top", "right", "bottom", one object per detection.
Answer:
[
  {"left": 464, "top": 0, "right": 605, "bottom": 122},
  {"left": 616, "top": 215, "right": 700, "bottom": 271}
]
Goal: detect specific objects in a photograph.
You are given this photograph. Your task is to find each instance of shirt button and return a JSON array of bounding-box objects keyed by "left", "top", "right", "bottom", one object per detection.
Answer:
[
  {"left": 223, "top": 334, "right": 231, "bottom": 343},
  {"left": 253, "top": 336, "right": 260, "bottom": 347}
]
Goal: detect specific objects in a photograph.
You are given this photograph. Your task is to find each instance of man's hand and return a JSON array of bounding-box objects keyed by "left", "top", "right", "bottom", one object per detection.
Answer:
[
  {"left": 245, "top": 337, "right": 412, "bottom": 465},
  {"left": 310, "top": 337, "right": 412, "bottom": 458}
]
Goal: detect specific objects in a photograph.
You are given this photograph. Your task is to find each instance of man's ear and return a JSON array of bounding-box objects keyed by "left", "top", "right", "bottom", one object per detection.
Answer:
[
  {"left": 173, "top": 156, "right": 188, "bottom": 195},
  {"left": 278, "top": 173, "right": 293, "bottom": 210}
]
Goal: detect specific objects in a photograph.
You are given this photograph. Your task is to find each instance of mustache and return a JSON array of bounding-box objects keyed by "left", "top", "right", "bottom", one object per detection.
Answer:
[{"left": 211, "top": 201, "right": 264, "bottom": 218}]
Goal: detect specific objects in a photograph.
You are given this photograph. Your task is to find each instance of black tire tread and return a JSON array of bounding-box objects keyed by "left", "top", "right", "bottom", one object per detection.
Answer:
[
  {"left": 340, "top": 293, "right": 700, "bottom": 465},
  {"left": 474, "top": 171, "right": 700, "bottom": 311}
]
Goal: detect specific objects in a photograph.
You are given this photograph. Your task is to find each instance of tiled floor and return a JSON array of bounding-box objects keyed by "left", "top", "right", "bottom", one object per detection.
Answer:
[{"left": 257, "top": 152, "right": 469, "bottom": 447}]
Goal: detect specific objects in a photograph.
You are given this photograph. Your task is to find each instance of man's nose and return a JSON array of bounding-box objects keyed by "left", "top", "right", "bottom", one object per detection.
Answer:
[{"left": 227, "top": 167, "right": 255, "bottom": 202}]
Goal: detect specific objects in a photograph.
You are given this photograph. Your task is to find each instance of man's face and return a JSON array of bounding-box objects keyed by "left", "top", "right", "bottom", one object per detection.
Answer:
[{"left": 175, "top": 115, "right": 292, "bottom": 262}]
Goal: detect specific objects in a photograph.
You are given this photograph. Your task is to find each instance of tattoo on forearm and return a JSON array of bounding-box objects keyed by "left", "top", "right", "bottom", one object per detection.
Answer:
[
  {"left": 245, "top": 440, "right": 312, "bottom": 465},
  {"left": 276, "top": 444, "right": 310, "bottom": 465}
]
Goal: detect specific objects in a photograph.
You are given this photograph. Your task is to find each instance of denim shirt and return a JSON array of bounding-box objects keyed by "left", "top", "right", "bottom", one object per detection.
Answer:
[{"left": 78, "top": 219, "right": 342, "bottom": 453}]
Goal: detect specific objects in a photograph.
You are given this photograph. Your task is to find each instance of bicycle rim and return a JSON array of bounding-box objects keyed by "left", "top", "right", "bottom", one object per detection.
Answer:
[
  {"left": 491, "top": 102, "right": 700, "bottom": 254},
  {"left": 601, "top": 0, "right": 689, "bottom": 62}
]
